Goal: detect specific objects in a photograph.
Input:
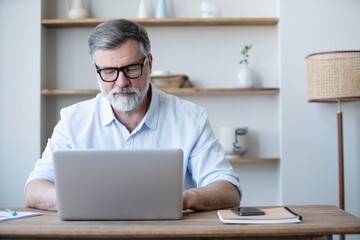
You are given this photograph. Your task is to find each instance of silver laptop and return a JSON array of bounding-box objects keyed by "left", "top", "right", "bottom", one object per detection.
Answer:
[{"left": 53, "top": 149, "right": 183, "bottom": 221}]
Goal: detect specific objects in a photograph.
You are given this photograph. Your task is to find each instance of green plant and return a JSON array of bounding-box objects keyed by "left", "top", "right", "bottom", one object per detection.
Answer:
[{"left": 239, "top": 44, "right": 252, "bottom": 65}]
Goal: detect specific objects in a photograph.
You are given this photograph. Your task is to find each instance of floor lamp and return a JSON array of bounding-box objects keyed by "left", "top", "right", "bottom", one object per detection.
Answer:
[{"left": 306, "top": 50, "right": 360, "bottom": 213}]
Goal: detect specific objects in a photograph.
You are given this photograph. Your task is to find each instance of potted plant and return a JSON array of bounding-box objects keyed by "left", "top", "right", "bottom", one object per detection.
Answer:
[
  {"left": 237, "top": 44, "right": 255, "bottom": 88},
  {"left": 239, "top": 44, "right": 252, "bottom": 65}
]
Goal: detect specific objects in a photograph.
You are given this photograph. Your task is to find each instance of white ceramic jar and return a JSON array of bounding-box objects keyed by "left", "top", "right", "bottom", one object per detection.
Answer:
[
  {"left": 237, "top": 65, "right": 255, "bottom": 88},
  {"left": 66, "top": 0, "right": 88, "bottom": 19}
]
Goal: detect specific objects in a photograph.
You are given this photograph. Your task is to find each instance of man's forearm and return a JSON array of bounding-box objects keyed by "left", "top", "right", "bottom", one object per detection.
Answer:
[
  {"left": 24, "top": 179, "right": 57, "bottom": 211},
  {"left": 183, "top": 180, "right": 240, "bottom": 211}
]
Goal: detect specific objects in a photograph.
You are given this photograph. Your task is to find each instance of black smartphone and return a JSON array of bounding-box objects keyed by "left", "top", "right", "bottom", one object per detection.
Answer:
[{"left": 232, "top": 207, "right": 265, "bottom": 216}]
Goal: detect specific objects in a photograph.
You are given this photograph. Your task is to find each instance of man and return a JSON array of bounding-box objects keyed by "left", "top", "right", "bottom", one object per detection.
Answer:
[{"left": 25, "top": 19, "right": 241, "bottom": 211}]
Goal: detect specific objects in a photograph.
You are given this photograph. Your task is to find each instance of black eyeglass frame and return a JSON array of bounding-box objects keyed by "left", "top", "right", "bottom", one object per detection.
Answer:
[{"left": 95, "top": 57, "right": 147, "bottom": 82}]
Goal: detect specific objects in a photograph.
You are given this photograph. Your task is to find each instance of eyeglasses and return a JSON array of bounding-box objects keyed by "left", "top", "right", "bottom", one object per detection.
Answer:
[{"left": 95, "top": 57, "right": 147, "bottom": 82}]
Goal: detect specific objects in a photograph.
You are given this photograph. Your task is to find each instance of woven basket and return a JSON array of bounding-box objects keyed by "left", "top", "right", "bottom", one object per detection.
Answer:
[{"left": 150, "top": 74, "right": 189, "bottom": 88}]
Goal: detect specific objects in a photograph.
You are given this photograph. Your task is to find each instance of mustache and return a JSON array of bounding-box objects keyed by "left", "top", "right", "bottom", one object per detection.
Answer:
[{"left": 110, "top": 87, "right": 139, "bottom": 95}]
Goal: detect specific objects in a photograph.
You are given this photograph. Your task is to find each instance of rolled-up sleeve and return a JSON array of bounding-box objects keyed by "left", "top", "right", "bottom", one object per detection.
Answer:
[
  {"left": 187, "top": 110, "right": 242, "bottom": 196},
  {"left": 25, "top": 108, "right": 71, "bottom": 187}
]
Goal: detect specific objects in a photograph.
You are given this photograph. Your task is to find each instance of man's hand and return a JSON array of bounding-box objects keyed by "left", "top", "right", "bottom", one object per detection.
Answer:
[
  {"left": 182, "top": 180, "right": 240, "bottom": 211},
  {"left": 182, "top": 191, "right": 192, "bottom": 210},
  {"left": 25, "top": 179, "right": 57, "bottom": 211}
]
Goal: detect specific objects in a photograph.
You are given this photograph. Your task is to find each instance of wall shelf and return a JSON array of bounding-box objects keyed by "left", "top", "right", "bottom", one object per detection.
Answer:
[
  {"left": 41, "top": 17, "right": 279, "bottom": 28},
  {"left": 228, "top": 158, "right": 280, "bottom": 164},
  {"left": 41, "top": 87, "right": 280, "bottom": 96}
]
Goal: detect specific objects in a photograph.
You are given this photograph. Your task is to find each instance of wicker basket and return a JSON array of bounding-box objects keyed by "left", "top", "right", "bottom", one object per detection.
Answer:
[{"left": 150, "top": 74, "right": 189, "bottom": 88}]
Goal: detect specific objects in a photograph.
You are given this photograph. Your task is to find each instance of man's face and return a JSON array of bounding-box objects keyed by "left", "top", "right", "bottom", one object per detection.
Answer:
[{"left": 94, "top": 39, "right": 152, "bottom": 112}]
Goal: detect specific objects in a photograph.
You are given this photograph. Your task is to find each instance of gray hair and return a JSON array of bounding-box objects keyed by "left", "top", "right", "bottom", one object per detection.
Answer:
[{"left": 88, "top": 19, "right": 151, "bottom": 63}]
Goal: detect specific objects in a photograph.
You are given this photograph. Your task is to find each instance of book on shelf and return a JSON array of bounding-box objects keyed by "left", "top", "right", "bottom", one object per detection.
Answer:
[{"left": 217, "top": 206, "right": 302, "bottom": 224}]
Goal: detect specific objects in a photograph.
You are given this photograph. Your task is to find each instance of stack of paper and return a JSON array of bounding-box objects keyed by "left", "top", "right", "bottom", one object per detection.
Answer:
[{"left": 0, "top": 210, "right": 42, "bottom": 222}]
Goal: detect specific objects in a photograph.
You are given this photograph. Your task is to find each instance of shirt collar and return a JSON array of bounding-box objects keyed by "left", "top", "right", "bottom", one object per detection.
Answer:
[
  {"left": 100, "top": 94, "right": 117, "bottom": 126},
  {"left": 142, "top": 84, "right": 159, "bottom": 131}
]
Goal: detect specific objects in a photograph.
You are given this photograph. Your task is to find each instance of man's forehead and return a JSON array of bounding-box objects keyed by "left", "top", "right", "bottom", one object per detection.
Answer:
[{"left": 94, "top": 46, "right": 143, "bottom": 66}]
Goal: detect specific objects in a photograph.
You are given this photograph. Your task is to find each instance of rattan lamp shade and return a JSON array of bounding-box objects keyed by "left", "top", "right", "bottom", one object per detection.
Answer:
[{"left": 306, "top": 51, "right": 360, "bottom": 102}]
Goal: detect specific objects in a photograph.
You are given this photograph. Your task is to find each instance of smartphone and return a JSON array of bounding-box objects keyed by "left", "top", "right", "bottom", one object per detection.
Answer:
[{"left": 232, "top": 207, "right": 265, "bottom": 216}]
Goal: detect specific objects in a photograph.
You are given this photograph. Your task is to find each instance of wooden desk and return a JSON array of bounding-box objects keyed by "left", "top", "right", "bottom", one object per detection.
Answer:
[{"left": 1, "top": 205, "right": 360, "bottom": 240}]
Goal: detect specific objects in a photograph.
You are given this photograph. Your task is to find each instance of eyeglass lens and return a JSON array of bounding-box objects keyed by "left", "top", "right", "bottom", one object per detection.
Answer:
[{"left": 97, "top": 58, "right": 146, "bottom": 82}]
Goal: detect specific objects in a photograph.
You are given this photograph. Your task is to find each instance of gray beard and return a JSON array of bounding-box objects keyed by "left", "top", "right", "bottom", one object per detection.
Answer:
[{"left": 100, "top": 82, "right": 150, "bottom": 112}]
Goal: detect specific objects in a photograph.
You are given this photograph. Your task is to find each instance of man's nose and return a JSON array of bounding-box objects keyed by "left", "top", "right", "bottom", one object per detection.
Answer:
[{"left": 114, "top": 71, "right": 130, "bottom": 87}]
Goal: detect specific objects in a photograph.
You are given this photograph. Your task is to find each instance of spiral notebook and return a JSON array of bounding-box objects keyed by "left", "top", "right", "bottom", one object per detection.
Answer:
[{"left": 217, "top": 207, "right": 302, "bottom": 224}]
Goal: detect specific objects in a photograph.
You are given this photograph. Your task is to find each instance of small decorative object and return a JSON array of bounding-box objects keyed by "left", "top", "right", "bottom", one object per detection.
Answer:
[
  {"left": 237, "top": 44, "right": 255, "bottom": 88},
  {"left": 239, "top": 44, "right": 252, "bottom": 65},
  {"left": 218, "top": 127, "right": 249, "bottom": 158},
  {"left": 200, "top": 1, "right": 218, "bottom": 18},
  {"left": 150, "top": 74, "right": 190, "bottom": 89},
  {"left": 137, "top": 0, "right": 149, "bottom": 19},
  {"left": 156, "top": 0, "right": 168, "bottom": 18},
  {"left": 66, "top": 0, "right": 88, "bottom": 19}
]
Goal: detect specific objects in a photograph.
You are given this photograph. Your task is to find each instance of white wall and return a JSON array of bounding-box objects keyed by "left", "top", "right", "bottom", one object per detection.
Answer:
[
  {"left": 0, "top": 0, "right": 41, "bottom": 206},
  {"left": 279, "top": 0, "right": 360, "bottom": 238},
  {"left": 0, "top": 2, "right": 359, "bottom": 239}
]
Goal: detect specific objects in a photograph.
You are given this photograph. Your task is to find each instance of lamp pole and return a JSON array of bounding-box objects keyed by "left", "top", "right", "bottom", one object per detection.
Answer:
[
  {"left": 337, "top": 99, "right": 345, "bottom": 211},
  {"left": 337, "top": 100, "right": 345, "bottom": 240}
]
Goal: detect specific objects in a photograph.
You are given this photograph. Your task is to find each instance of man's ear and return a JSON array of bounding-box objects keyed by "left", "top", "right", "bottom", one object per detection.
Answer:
[{"left": 147, "top": 54, "right": 153, "bottom": 74}]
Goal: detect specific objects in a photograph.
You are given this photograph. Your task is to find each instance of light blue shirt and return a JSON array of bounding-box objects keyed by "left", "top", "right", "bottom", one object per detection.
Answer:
[{"left": 26, "top": 86, "right": 241, "bottom": 193}]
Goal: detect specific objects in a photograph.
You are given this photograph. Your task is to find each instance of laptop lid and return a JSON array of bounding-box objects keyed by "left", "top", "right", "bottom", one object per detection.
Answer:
[{"left": 53, "top": 149, "right": 183, "bottom": 221}]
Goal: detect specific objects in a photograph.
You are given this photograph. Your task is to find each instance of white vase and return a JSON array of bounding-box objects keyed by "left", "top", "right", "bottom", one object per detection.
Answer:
[
  {"left": 236, "top": 65, "right": 255, "bottom": 88},
  {"left": 66, "top": 0, "right": 88, "bottom": 19},
  {"left": 137, "top": 0, "right": 148, "bottom": 18},
  {"left": 156, "top": 0, "right": 168, "bottom": 18}
]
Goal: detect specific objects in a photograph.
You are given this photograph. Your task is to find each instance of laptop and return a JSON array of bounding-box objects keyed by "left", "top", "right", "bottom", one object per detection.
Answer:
[{"left": 53, "top": 149, "right": 183, "bottom": 221}]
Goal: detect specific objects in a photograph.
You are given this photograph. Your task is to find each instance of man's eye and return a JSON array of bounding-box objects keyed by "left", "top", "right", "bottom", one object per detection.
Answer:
[
  {"left": 102, "top": 68, "right": 117, "bottom": 74},
  {"left": 126, "top": 65, "right": 141, "bottom": 71}
]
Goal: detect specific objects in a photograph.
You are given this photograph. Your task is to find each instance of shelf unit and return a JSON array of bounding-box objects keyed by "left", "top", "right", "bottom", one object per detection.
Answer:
[
  {"left": 41, "top": 17, "right": 279, "bottom": 28},
  {"left": 228, "top": 158, "right": 279, "bottom": 164},
  {"left": 40, "top": 17, "right": 280, "bottom": 99},
  {"left": 40, "top": 16, "right": 280, "bottom": 164},
  {"left": 41, "top": 87, "right": 280, "bottom": 96}
]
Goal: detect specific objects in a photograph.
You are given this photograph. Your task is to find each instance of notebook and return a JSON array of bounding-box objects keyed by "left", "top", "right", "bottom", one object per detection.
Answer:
[{"left": 53, "top": 149, "right": 183, "bottom": 221}]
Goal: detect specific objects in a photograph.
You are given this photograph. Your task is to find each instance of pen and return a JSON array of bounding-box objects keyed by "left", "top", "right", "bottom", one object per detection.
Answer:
[
  {"left": 284, "top": 206, "right": 302, "bottom": 220},
  {"left": 5, "top": 208, "right": 17, "bottom": 216}
]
